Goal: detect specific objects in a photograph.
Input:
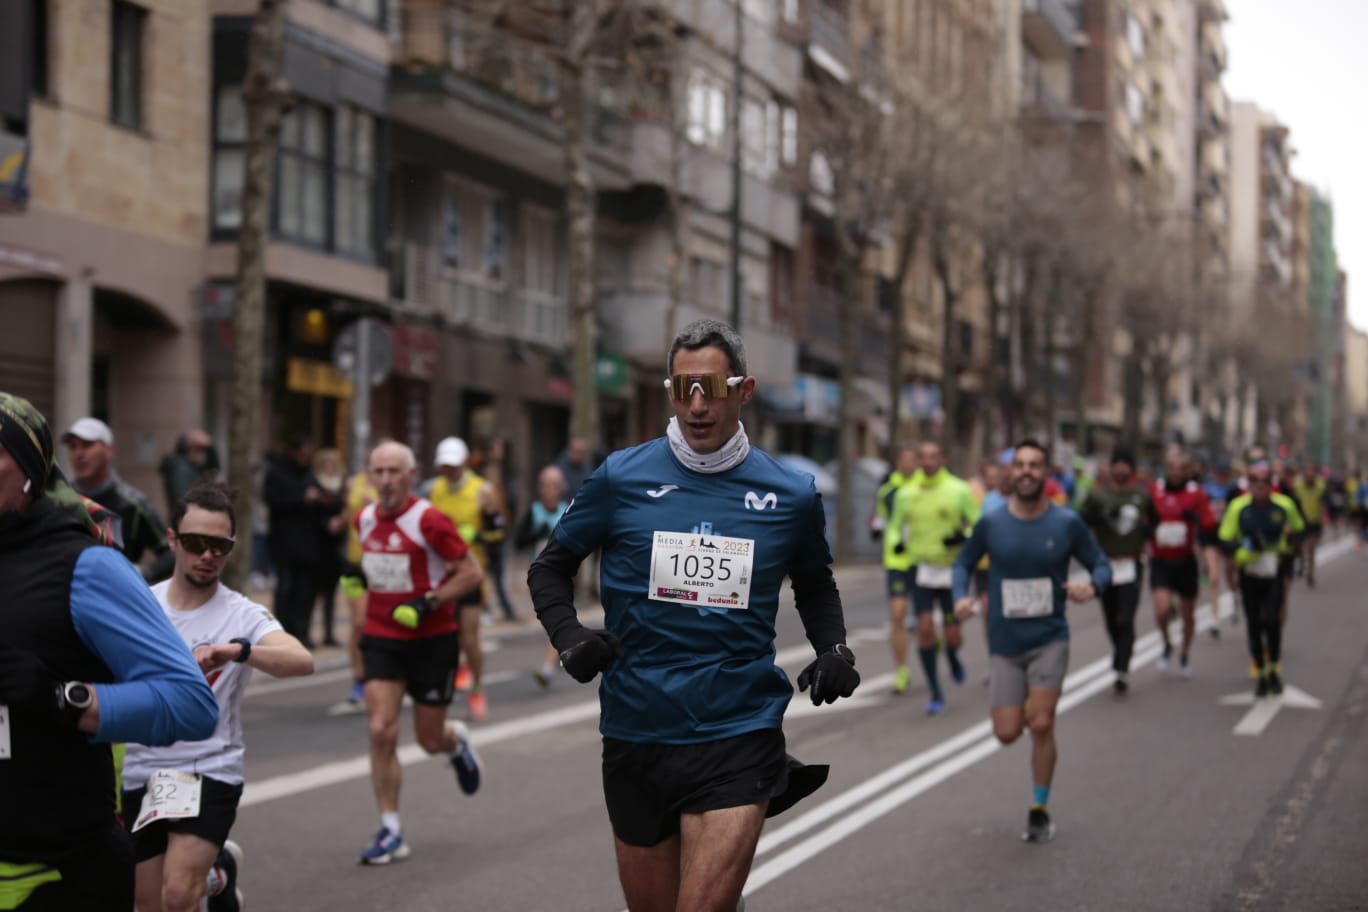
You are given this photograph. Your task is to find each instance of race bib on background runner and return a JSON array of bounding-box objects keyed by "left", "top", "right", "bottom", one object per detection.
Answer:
[
  {"left": 1111, "top": 558, "right": 1137, "bottom": 586},
  {"left": 648, "top": 531, "right": 754, "bottom": 610},
  {"left": 1155, "top": 521, "right": 1188, "bottom": 549},
  {"left": 361, "top": 552, "right": 414, "bottom": 593},
  {"left": 1002, "top": 578, "right": 1053, "bottom": 619},
  {"left": 1247, "top": 552, "right": 1279, "bottom": 579},
  {"left": 917, "top": 564, "right": 953, "bottom": 590},
  {"left": 132, "top": 770, "right": 202, "bottom": 832}
]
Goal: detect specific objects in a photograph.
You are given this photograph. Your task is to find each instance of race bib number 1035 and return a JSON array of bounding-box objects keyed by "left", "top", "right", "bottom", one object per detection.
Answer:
[{"left": 648, "top": 531, "right": 755, "bottom": 611}]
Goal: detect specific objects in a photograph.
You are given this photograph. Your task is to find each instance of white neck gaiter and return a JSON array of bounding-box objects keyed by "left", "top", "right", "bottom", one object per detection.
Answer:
[{"left": 666, "top": 417, "right": 750, "bottom": 474}]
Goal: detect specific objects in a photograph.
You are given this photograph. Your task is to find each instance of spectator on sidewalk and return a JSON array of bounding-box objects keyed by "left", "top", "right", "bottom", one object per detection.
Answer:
[
  {"left": 264, "top": 436, "right": 324, "bottom": 648},
  {"left": 63, "top": 417, "right": 174, "bottom": 582},
  {"left": 517, "top": 465, "right": 570, "bottom": 687},
  {"left": 158, "top": 428, "right": 220, "bottom": 513},
  {"left": 312, "top": 447, "right": 347, "bottom": 648}
]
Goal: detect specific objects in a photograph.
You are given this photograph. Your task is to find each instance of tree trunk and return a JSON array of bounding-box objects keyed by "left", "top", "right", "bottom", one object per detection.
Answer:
[
  {"left": 833, "top": 222, "right": 861, "bottom": 563},
  {"left": 933, "top": 229, "right": 960, "bottom": 467},
  {"left": 1122, "top": 327, "right": 1144, "bottom": 446},
  {"left": 560, "top": 53, "right": 599, "bottom": 447},
  {"left": 663, "top": 57, "right": 688, "bottom": 360},
  {"left": 1149, "top": 348, "right": 1171, "bottom": 445},
  {"left": 224, "top": 0, "right": 289, "bottom": 593},
  {"left": 982, "top": 249, "right": 1003, "bottom": 456},
  {"left": 1070, "top": 284, "right": 1096, "bottom": 455},
  {"left": 887, "top": 215, "right": 919, "bottom": 455},
  {"left": 1042, "top": 266, "right": 1059, "bottom": 458}
]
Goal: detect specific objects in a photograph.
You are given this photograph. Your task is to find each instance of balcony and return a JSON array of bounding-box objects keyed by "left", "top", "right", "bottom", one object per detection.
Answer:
[
  {"left": 1022, "top": 0, "right": 1075, "bottom": 60},
  {"left": 439, "top": 272, "right": 568, "bottom": 349},
  {"left": 596, "top": 293, "right": 796, "bottom": 387},
  {"left": 1019, "top": 71, "right": 1073, "bottom": 124},
  {"left": 390, "top": 10, "right": 633, "bottom": 191},
  {"left": 809, "top": 0, "right": 852, "bottom": 82}
]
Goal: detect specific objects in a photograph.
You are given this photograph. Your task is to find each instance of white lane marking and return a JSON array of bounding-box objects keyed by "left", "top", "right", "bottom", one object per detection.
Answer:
[
  {"left": 241, "top": 698, "right": 602, "bottom": 807},
  {"left": 744, "top": 648, "right": 1148, "bottom": 896},
  {"left": 1219, "top": 685, "right": 1323, "bottom": 736},
  {"left": 741, "top": 541, "right": 1355, "bottom": 891},
  {"left": 249, "top": 666, "right": 354, "bottom": 698},
  {"left": 241, "top": 543, "right": 1352, "bottom": 813}
]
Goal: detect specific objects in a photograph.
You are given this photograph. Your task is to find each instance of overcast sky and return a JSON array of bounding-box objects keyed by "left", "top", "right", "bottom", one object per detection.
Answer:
[{"left": 1224, "top": 0, "right": 1366, "bottom": 330}]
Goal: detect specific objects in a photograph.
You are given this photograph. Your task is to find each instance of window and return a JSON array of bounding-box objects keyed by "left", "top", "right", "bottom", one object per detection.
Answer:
[
  {"left": 211, "top": 85, "right": 247, "bottom": 230},
  {"left": 1126, "top": 13, "right": 1145, "bottom": 57},
  {"left": 1125, "top": 81, "right": 1144, "bottom": 127},
  {"left": 741, "top": 97, "right": 766, "bottom": 176},
  {"left": 686, "top": 70, "right": 728, "bottom": 150},
  {"left": 441, "top": 178, "right": 507, "bottom": 282},
  {"left": 522, "top": 204, "right": 561, "bottom": 296},
  {"left": 742, "top": 0, "right": 774, "bottom": 25},
  {"left": 335, "top": 105, "right": 377, "bottom": 258},
  {"left": 109, "top": 1, "right": 146, "bottom": 128},
  {"left": 333, "top": 0, "right": 381, "bottom": 22},
  {"left": 30, "top": 0, "right": 49, "bottom": 97},
  {"left": 278, "top": 101, "right": 329, "bottom": 245},
  {"left": 780, "top": 104, "right": 797, "bottom": 165}
]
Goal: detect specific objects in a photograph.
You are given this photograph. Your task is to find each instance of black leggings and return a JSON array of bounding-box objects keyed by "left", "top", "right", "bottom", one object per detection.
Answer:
[
  {"left": 1239, "top": 573, "right": 1282, "bottom": 666},
  {"left": 1100, "top": 578, "right": 1142, "bottom": 673}
]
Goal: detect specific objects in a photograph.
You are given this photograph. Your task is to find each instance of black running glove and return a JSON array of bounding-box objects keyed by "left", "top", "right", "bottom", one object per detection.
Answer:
[
  {"left": 796, "top": 646, "right": 860, "bottom": 706},
  {"left": 0, "top": 644, "right": 61, "bottom": 720},
  {"left": 942, "top": 531, "right": 967, "bottom": 548},
  {"left": 891, "top": 542, "right": 906, "bottom": 555},
  {"left": 554, "top": 626, "right": 622, "bottom": 683}
]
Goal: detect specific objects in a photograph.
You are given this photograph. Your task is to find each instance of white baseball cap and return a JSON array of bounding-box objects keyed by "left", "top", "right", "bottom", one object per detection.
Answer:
[
  {"left": 62, "top": 417, "right": 113, "bottom": 445},
  {"left": 435, "top": 436, "right": 469, "bottom": 468}
]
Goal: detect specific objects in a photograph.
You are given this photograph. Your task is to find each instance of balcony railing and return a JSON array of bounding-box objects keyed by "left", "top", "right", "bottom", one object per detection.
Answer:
[
  {"left": 435, "top": 267, "right": 568, "bottom": 349},
  {"left": 810, "top": 1, "right": 851, "bottom": 76},
  {"left": 1019, "top": 72, "right": 1072, "bottom": 123},
  {"left": 1022, "top": 0, "right": 1075, "bottom": 60}
]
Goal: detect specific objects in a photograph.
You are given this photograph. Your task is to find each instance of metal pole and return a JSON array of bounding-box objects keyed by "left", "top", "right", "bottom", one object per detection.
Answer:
[
  {"left": 351, "top": 318, "right": 374, "bottom": 476},
  {"left": 729, "top": 0, "right": 744, "bottom": 330}
]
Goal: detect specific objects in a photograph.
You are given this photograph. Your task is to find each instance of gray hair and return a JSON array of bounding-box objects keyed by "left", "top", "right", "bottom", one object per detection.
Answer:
[
  {"left": 369, "top": 440, "right": 416, "bottom": 472},
  {"left": 667, "top": 319, "right": 748, "bottom": 377}
]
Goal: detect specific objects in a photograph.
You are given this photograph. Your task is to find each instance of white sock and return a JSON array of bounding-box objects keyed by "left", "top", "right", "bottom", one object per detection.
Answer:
[{"left": 381, "top": 812, "right": 401, "bottom": 835}]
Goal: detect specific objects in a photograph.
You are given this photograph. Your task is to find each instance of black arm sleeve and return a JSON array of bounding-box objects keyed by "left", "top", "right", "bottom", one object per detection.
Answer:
[
  {"left": 512, "top": 510, "right": 541, "bottom": 550},
  {"left": 790, "top": 566, "right": 846, "bottom": 655},
  {"left": 528, "top": 536, "right": 589, "bottom": 650}
]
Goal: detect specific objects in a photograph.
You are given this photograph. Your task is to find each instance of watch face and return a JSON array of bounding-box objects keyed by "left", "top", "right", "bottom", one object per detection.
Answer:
[{"left": 66, "top": 683, "right": 92, "bottom": 707}]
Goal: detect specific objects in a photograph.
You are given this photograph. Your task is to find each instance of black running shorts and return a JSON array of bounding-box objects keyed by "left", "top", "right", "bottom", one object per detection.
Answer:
[
  {"left": 360, "top": 632, "right": 461, "bottom": 705},
  {"left": 122, "top": 775, "right": 243, "bottom": 863},
  {"left": 602, "top": 728, "right": 789, "bottom": 847},
  {"left": 1149, "top": 554, "right": 1199, "bottom": 598}
]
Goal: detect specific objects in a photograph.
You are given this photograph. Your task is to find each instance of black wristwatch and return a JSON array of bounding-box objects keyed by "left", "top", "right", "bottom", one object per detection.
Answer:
[
  {"left": 229, "top": 637, "right": 252, "bottom": 663},
  {"left": 57, "top": 681, "right": 94, "bottom": 722}
]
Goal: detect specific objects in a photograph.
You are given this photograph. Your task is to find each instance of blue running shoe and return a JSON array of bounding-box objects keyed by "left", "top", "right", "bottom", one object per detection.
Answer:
[
  {"left": 359, "top": 827, "right": 410, "bottom": 865},
  {"left": 925, "top": 699, "right": 945, "bottom": 716},
  {"left": 349, "top": 680, "right": 364, "bottom": 703},
  {"left": 450, "top": 721, "right": 482, "bottom": 795}
]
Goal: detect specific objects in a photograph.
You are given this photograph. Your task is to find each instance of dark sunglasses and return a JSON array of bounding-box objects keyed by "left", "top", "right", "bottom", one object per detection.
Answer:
[
  {"left": 663, "top": 373, "right": 743, "bottom": 401},
  {"left": 176, "top": 532, "right": 236, "bottom": 558}
]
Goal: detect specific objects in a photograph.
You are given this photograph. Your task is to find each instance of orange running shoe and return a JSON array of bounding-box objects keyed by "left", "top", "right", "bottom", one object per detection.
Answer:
[
  {"left": 454, "top": 666, "right": 473, "bottom": 692},
  {"left": 467, "top": 690, "right": 487, "bottom": 722}
]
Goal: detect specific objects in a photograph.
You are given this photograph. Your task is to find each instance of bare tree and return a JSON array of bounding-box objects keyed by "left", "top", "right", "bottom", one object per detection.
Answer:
[{"left": 224, "top": 0, "right": 290, "bottom": 591}]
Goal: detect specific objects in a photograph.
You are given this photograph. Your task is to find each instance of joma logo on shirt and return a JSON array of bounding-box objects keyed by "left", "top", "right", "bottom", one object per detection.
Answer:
[{"left": 745, "top": 491, "right": 778, "bottom": 511}]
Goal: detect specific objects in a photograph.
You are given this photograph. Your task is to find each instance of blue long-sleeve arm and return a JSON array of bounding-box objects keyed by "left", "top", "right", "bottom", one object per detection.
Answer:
[
  {"left": 951, "top": 522, "right": 988, "bottom": 602},
  {"left": 69, "top": 548, "right": 218, "bottom": 744}
]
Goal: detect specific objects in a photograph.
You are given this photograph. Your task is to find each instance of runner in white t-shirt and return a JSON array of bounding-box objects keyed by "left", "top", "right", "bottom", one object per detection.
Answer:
[{"left": 122, "top": 483, "right": 313, "bottom": 912}]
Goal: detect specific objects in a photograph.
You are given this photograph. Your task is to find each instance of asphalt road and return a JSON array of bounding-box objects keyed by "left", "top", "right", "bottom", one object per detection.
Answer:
[{"left": 227, "top": 537, "right": 1368, "bottom": 911}]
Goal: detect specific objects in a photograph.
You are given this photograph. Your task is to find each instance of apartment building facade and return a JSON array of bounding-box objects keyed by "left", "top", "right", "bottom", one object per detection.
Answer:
[{"left": 0, "top": 0, "right": 212, "bottom": 506}]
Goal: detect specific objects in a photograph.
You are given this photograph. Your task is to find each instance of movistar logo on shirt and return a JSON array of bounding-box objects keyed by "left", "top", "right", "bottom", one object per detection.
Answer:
[{"left": 745, "top": 491, "right": 778, "bottom": 511}]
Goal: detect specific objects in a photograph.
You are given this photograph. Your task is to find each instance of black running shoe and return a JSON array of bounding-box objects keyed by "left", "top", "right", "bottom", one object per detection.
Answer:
[
  {"left": 1256, "top": 675, "right": 1269, "bottom": 698},
  {"left": 207, "top": 840, "right": 243, "bottom": 912},
  {"left": 1023, "top": 806, "right": 1054, "bottom": 843},
  {"left": 1268, "top": 670, "right": 1283, "bottom": 695}
]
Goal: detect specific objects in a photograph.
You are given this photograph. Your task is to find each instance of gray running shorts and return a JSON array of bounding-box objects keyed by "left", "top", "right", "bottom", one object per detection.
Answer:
[{"left": 989, "top": 640, "right": 1070, "bottom": 709}]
